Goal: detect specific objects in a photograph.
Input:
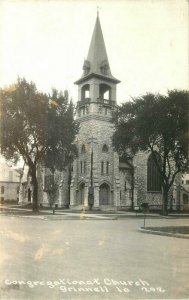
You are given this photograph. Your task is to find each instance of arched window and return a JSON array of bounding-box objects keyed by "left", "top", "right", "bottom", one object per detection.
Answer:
[
  {"left": 102, "top": 144, "right": 108, "bottom": 153},
  {"left": 81, "top": 144, "right": 86, "bottom": 153},
  {"left": 81, "top": 84, "right": 90, "bottom": 99},
  {"left": 147, "top": 153, "right": 162, "bottom": 192},
  {"left": 81, "top": 144, "right": 86, "bottom": 154},
  {"left": 99, "top": 84, "right": 111, "bottom": 100}
]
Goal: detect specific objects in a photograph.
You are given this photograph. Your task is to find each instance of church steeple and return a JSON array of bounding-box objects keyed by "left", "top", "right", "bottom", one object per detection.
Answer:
[
  {"left": 86, "top": 13, "right": 112, "bottom": 77},
  {"left": 75, "top": 14, "right": 120, "bottom": 85}
]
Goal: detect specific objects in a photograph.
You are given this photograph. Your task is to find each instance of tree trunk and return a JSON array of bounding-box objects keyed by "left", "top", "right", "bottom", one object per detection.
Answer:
[
  {"left": 31, "top": 170, "right": 38, "bottom": 212},
  {"left": 162, "top": 186, "right": 169, "bottom": 216}
]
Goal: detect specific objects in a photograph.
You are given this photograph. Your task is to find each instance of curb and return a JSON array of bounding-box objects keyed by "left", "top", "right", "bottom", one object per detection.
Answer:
[
  {"left": 0, "top": 213, "right": 117, "bottom": 221},
  {"left": 139, "top": 227, "right": 189, "bottom": 239}
]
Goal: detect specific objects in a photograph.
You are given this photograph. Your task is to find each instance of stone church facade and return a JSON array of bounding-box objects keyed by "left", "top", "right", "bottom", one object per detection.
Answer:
[
  {"left": 19, "top": 14, "right": 186, "bottom": 211},
  {"left": 69, "top": 14, "right": 133, "bottom": 210}
]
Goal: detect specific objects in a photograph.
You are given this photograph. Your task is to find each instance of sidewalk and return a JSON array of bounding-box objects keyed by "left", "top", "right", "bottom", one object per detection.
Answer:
[{"left": 1, "top": 204, "right": 189, "bottom": 220}]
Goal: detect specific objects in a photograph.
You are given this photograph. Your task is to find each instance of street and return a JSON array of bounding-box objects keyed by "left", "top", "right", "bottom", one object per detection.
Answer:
[{"left": 0, "top": 214, "right": 189, "bottom": 299}]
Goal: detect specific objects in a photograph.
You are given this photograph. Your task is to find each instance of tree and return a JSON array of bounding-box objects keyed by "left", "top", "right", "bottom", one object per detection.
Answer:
[
  {"left": 112, "top": 90, "right": 189, "bottom": 215},
  {"left": 45, "top": 171, "right": 60, "bottom": 210},
  {"left": 0, "top": 78, "right": 78, "bottom": 211}
]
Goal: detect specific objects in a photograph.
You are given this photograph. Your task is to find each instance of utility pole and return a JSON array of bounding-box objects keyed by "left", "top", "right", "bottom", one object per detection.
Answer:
[{"left": 88, "top": 136, "right": 95, "bottom": 210}]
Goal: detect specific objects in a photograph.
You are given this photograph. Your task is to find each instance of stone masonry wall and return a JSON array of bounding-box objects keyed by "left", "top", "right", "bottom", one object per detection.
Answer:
[
  {"left": 71, "top": 115, "right": 120, "bottom": 207},
  {"left": 133, "top": 151, "right": 162, "bottom": 206}
]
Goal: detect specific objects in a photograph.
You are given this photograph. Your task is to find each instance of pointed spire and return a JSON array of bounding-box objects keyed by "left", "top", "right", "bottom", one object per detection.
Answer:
[
  {"left": 86, "top": 13, "right": 112, "bottom": 77},
  {"left": 75, "top": 14, "right": 120, "bottom": 84}
]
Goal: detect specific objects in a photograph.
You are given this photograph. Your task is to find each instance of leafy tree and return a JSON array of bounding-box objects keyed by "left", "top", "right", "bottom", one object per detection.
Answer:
[
  {"left": 112, "top": 90, "right": 189, "bottom": 215},
  {"left": 45, "top": 172, "right": 60, "bottom": 210},
  {"left": 0, "top": 78, "right": 78, "bottom": 211}
]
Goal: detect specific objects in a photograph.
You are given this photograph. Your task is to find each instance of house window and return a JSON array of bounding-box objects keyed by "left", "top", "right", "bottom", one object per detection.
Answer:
[
  {"left": 125, "top": 181, "right": 127, "bottom": 191},
  {"left": 106, "top": 162, "right": 109, "bottom": 175},
  {"left": 1, "top": 197, "right": 4, "bottom": 203},
  {"left": 80, "top": 161, "right": 83, "bottom": 174},
  {"left": 101, "top": 161, "right": 104, "bottom": 174},
  {"left": 186, "top": 180, "right": 189, "bottom": 184},
  {"left": 1, "top": 186, "right": 4, "bottom": 194},
  {"left": 147, "top": 153, "right": 162, "bottom": 192}
]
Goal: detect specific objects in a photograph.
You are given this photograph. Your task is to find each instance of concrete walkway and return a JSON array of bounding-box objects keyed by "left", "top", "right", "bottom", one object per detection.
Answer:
[{"left": 1, "top": 204, "right": 189, "bottom": 220}]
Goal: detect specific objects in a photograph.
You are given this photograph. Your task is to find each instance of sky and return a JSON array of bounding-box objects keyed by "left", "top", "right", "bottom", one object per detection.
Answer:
[{"left": 0, "top": 0, "right": 188, "bottom": 104}]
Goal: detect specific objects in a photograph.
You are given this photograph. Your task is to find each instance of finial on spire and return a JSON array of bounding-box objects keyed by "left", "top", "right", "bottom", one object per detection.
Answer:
[{"left": 97, "top": 6, "right": 101, "bottom": 16}]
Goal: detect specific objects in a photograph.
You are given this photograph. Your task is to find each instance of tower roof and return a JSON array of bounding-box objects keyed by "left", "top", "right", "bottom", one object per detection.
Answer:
[{"left": 75, "top": 14, "right": 120, "bottom": 85}]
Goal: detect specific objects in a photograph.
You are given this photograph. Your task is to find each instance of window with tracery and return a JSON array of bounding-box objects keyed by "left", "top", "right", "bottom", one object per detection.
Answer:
[{"left": 147, "top": 153, "right": 162, "bottom": 192}]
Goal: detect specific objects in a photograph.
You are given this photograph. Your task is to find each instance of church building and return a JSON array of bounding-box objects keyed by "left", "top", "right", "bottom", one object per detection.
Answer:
[{"left": 19, "top": 13, "right": 187, "bottom": 211}]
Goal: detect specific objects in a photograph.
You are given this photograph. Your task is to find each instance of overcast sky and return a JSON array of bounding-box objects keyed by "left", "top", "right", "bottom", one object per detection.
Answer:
[{"left": 0, "top": 0, "right": 188, "bottom": 104}]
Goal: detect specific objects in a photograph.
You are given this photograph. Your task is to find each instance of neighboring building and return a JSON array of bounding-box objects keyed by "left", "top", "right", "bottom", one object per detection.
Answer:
[
  {"left": 0, "top": 162, "right": 20, "bottom": 203},
  {"left": 19, "top": 13, "right": 186, "bottom": 211},
  {"left": 180, "top": 174, "right": 189, "bottom": 211}
]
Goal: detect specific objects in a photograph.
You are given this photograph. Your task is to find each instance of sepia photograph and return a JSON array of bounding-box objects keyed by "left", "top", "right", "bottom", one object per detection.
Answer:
[{"left": 0, "top": 0, "right": 189, "bottom": 299}]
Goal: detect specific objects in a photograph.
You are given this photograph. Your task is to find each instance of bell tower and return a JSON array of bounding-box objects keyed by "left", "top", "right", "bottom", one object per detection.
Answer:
[
  {"left": 74, "top": 13, "right": 120, "bottom": 120},
  {"left": 70, "top": 13, "right": 121, "bottom": 209}
]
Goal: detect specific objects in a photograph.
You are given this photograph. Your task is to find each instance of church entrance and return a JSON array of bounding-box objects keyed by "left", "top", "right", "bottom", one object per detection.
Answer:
[
  {"left": 99, "top": 183, "right": 110, "bottom": 205},
  {"left": 78, "top": 183, "right": 85, "bottom": 205}
]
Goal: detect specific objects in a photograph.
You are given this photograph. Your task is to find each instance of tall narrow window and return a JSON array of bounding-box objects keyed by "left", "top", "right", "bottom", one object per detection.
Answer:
[
  {"left": 147, "top": 153, "right": 162, "bottom": 192},
  {"left": 84, "top": 161, "right": 86, "bottom": 174},
  {"left": 106, "top": 161, "right": 109, "bottom": 175},
  {"left": 80, "top": 161, "right": 83, "bottom": 174},
  {"left": 81, "top": 144, "right": 86, "bottom": 154},
  {"left": 101, "top": 161, "right": 104, "bottom": 174}
]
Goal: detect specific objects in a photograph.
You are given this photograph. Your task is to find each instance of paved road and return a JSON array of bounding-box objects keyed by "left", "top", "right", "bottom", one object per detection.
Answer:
[{"left": 0, "top": 215, "right": 189, "bottom": 299}]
